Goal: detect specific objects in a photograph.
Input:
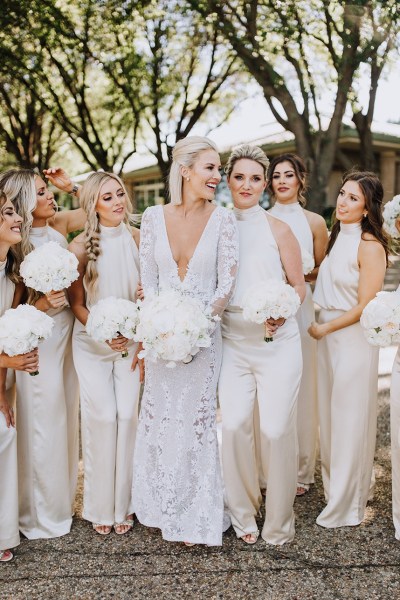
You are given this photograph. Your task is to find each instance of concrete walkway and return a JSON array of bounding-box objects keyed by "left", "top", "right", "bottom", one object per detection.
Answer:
[{"left": 2, "top": 268, "right": 400, "bottom": 599}]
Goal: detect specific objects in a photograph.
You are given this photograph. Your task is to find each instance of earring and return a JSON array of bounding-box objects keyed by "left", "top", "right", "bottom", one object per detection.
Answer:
[
  {"left": 363, "top": 212, "right": 368, "bottom": 218},
  {"left": 186, "top": 177, "right": 190, "bottom": 182}
]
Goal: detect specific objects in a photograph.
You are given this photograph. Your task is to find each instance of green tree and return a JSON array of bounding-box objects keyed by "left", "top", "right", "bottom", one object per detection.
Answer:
[{"left": 187, "top": 0, "right": 399, "bottom": 212}]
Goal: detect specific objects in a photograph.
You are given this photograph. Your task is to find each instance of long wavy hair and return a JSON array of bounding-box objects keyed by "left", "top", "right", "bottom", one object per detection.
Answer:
[
  {"left": 327, "top": 170, "right": 389, "bottom": 265},
  {"left": 168, "top": 136, "right": 219, "bottom": 205},
  {"left": 0, "top": 169, "right": 37, "bottom": 295},
  {"left": 266, "top": 153, "right": 308, "bottom": 206},
  {"left": 0, "top": 191, "right": 21, "bottom": 284},
  {"left": 225, "top": 144, "right": 270, "bottom": 180},
  {"left": 80, "top": 171, "right": 139, "bottom": 305}
]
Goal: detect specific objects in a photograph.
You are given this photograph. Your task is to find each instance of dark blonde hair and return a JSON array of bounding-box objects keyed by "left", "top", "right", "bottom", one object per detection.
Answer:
[
  {"left": 266, "top": 153, "right": 308, "bottom": 206},
  {"left": 225, "top": 144, "right": 269, "bottom": 179},
  {"left": 80, "top": 171, "right": 139, "bottom": 304},
  {"left": 0, "top": 191, "right": 21, "bottom": 284},
  {"left": 327, "top": 169, "right": 389, "bottom": 265}
]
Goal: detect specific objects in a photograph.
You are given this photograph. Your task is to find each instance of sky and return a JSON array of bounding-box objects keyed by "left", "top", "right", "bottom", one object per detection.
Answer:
[{"left": 207, "top": 58, "right": 400, "bottom": 151}]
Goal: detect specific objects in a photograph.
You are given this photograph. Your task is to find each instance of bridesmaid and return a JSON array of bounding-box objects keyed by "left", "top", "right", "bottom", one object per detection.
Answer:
[
  {"left": 268, "top": 154, "right": 328, "bottom": 496},
  {"left": 219, "top": 144, "right": 305, "bottom": 545},
  {"left": 0, "top": 192, "right": 39, "bottom": 562},
  {"left": 0, "top": 168, "right": 84, "bottom": 538},
  {"left": 68, "top": 172, "right": 141, "bottom": 535},
  {"left": 308, "top": 170, "right": 388, "bottom": 528}
]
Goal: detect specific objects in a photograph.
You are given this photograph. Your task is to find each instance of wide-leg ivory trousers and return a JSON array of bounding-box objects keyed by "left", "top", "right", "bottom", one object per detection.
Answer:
[
  {"left": 16, "top": 309, "right": 74, "bottom": 539},
  {"left": 296, "top": 284, "right": 318, "bottom": 484},
  {"left": 391, "top": 346, "right": 400, "bottom": 541},
  {"left": 316, "top": 309, "right": 379, "bottom": 528},
  {"left": 219, "top": 311, "right": 302, "bottom": 545},
  {"left": 73, "top": 322, "right": 140, "bottom": 525},
  {"left": 0, "top": 385, "right": 19, "bottom": 550},
  {"left": 63, "top": 330, "right": 80, "bottom": 512}
]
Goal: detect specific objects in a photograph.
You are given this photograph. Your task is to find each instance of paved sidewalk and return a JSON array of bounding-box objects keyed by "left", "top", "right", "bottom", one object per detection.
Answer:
[{"left": 1, "top": 346, "right": 399, "bottom": 599}]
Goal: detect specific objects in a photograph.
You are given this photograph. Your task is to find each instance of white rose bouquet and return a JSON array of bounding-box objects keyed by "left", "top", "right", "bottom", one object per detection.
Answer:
[
  {"left": 301, "top": 247, "right": 315, "bottom": 275},
  {"left": 86, "top": 296, "right": 141, "bottom": 357},
  {"left": 241, "top": 279, "right": 301, "bottom": 342},
  {"left": 360, "top": 290, "right": 400, "bottom": 347},
  {"left": 382, "top": 194, "right": 400, "bottom": 239},
  {"left": 136, "top": 288, "right": 215, "bottom": 368},
  {"left": 0, "top": 304, "right": 54, "bottom": 375},
  {"left": 20, "top": 240, "right": 79, "bottom": 292}
]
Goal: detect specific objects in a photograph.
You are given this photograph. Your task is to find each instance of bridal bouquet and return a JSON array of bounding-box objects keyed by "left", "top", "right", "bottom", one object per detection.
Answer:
[
  {"left": 136, "top": 288, "right": 215, "bottom": 367},
  {"left": 0, "top": 304, "right": 54, "bottom": 375},
  {"left": 241, "top": 279, "right": 301, "bottom": 342},
  {"left": 360, "top": 290, "right": 400, "bottom": 347},
  {"left": 86, "top": 296, "right": 141, "bottom": 357},
  {"left": 301, "top": 247, "right": 315, "bottom": 275},
  {"left": 382, "top": 194, "right": 400, "bottom": 239},
  {"left": 20, "top": 241, "right": 79, "bottom": 292}
]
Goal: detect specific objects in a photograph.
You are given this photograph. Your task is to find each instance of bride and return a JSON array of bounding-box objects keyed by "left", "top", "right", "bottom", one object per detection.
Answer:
[{"left": 131, "top": 136, "right": 239, "bottom": 546}]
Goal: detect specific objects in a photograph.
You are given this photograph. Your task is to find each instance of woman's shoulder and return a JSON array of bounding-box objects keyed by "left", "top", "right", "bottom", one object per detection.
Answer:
[
  {"left": 303, "top": 208, "right": 327, "bottom": 230},
  {"left": 267, "top": 212, "right": 292, "bottom": 235}
]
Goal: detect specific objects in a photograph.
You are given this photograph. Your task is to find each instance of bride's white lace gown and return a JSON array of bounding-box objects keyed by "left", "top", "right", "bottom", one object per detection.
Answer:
[{"left": 131, "top": 204, "right": 239, "bottom": 545}]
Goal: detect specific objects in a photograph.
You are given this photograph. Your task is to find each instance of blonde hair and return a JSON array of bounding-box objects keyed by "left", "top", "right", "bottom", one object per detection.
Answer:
[
  {"left": 225, "top": 144, "right": 270, "bottom": 179},
  {"left": 0, "top": 191, "right": 21, "bottom": 284},
  {"left": 168, "top": 136, "right": 219, "bottom": 205},
  {"left": 80, "top": 171, "right": 140, "bottom": 305},
  {"left": 0, "top": 169, "right": 37, "bottom": 291}
]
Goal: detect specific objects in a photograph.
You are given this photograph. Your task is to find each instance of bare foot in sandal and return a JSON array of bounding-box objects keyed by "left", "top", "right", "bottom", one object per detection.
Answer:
[
  {"left": 92, "top": 523, "right": 112, "bottom": 535},
  {"left": 241, "top": 532, "right": 259, "bottom": 545},
  {"left": 114, "top": 515, "right": 134, "bottom": 535}
]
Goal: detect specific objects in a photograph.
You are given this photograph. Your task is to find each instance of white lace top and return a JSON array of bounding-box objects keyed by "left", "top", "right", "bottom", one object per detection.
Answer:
[{"left": 140, "top": 205, "right": 239, "bottom": 316}]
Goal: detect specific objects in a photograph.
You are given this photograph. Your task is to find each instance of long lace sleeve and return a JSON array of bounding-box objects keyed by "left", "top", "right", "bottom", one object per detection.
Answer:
[
  {"left": 139, "top": 207, "right": 159, "bottom": 295},
  {"left": 209, "top": 210, "right": 239, "bottom": 317}
]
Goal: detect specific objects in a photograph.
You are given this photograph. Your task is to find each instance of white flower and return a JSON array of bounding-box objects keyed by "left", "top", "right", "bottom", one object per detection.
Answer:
[
  {"left": 20, "top": 241, "right": 79, "bottom": 292},
  {"left": 86, "top": 297, "right": 140, "bottom": 342},
  {"left": 383, "top": 194, "right": 400, "bottom": 239},
  {"left": 301, "top": 247, "right": 315, "bottom": 275},
  {"left": 241, "top": 279, "right": 300, "bottom": 325},
  {"left": 361, "top": 290, "right": 400, "bottom": 347},
  {"left": 136, "top": 288, "right": 214, "bottom": 367},
  {"left": 0, "top": 304, "right": 54, "bottom": 355}
]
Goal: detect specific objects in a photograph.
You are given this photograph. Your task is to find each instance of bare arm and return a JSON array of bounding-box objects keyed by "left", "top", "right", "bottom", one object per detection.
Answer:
[
  {"left": 67, "top": 236, "right": 90, "bottom": 326},
  {"left": 268, "top": 215, "right": 306, "bottom": 303},
  {"left": 308, "top": 238, "right": 387, "bottom": 339},
  {"left": 304, "top": 210, "right": 329, "bottom": 283},
  {"left": 44, "top": 167, "right": 86, "bottom": 236}
]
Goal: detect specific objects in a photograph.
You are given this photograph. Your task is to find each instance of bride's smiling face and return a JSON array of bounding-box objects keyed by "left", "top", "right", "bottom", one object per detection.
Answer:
[
  {"left": 95, "top": 178, "right": 127, "bottom": 226},
  {"left": 183, "top": 150, "right": 221, "bottom": 201}
]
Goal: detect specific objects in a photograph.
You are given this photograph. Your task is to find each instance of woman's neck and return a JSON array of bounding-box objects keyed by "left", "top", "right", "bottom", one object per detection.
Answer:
[
  {"left": 0, "top": 242, "right": 11, "bottom": 262},
  {"left": 32, "top": 217, "right": 48, "bottom": 228}
]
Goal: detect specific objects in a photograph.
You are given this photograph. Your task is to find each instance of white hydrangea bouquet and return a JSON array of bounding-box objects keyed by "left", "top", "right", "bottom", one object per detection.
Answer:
[
  {"left": 241, "top": 279, "right": 301, "bottom": 342},
  {"left": 86, "top": 296, "right": 141, "bottom": 357},
  {"left": 136, "top": 288, "right": 216, "bottom": 368},
  {"left": 0, "top": 304, "right": 54, "bottom": 375},
  {"left": 20, "top": 240, "right": 79, "bottom": 292},
  {"left": 360, "top": 290, "right": 400, "bottom": 347},
  {"left": 301, "top": 247, "right": 315, "bottom": 275},
  {"left": 382, "top": 194, "right": 400, "bottom": 239}
]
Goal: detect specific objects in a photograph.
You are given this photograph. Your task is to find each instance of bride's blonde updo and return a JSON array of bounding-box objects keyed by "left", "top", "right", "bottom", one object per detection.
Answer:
[
  {"left": 225, "top": 144, "right": 270, "bottom": 180},
  {"left": 80, "top": 171, "right": 139, "bottom": 304},
  {"left": 168, "top": 136, "right": 219, "bottom": 205}
]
